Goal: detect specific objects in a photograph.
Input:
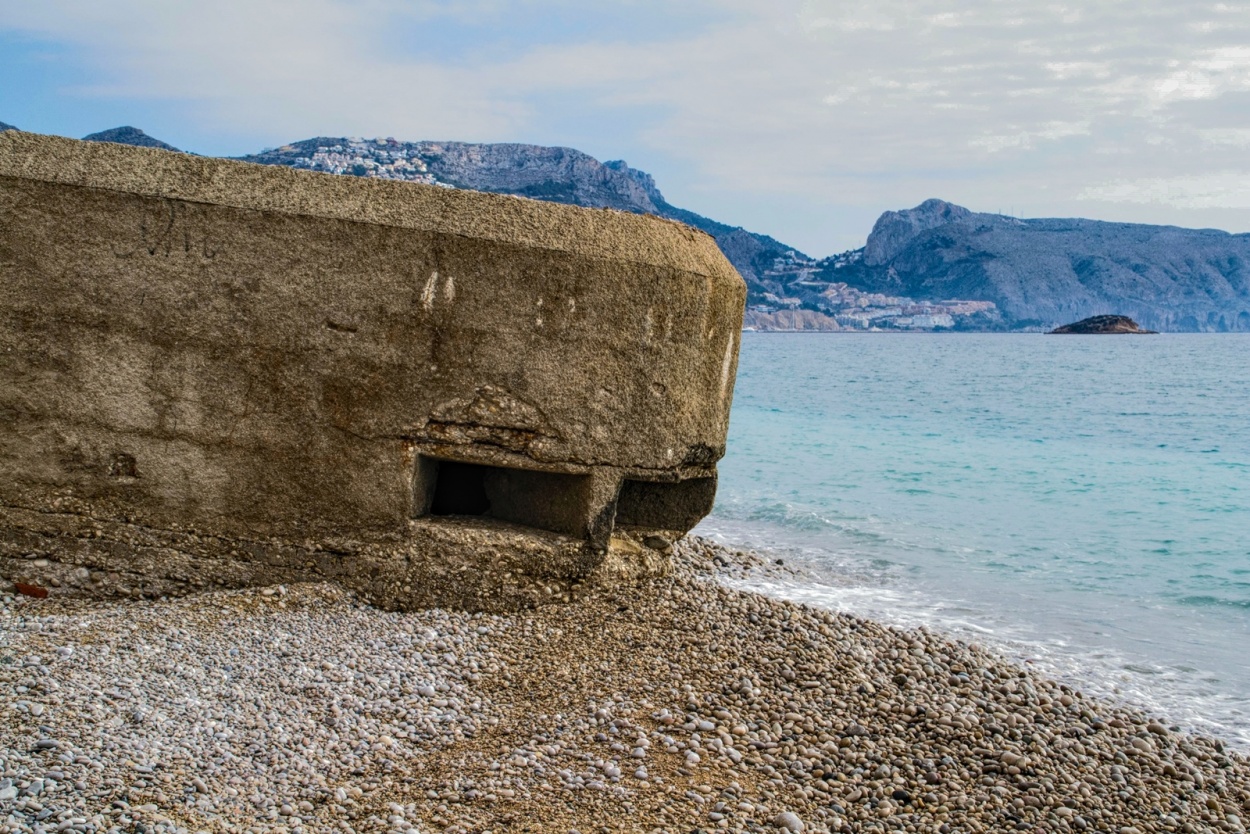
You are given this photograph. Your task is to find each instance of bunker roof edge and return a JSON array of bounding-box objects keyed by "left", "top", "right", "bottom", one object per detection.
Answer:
[{"left": 0, "top": 130, "right": 743, "bottom": 286}]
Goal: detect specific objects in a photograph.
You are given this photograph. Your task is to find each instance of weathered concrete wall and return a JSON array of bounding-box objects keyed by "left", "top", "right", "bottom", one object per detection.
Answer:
[{"left": 0, "top": 131, "right": 745, "bottom": 610}]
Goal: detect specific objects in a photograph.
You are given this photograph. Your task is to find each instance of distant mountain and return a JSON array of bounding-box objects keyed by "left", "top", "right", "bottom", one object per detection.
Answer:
[
  {"left": 239, "top": 137, "right": 799, "bottom": 299},
  {"left": 83, "top": 126, "right": 181, "bottom": 153},
  {"left": 820, "top": 199, "right": 1250, "bottom": 332},
  {"left": 863, "top": 198, "right": 972, "bottom": 266},
  {"left": 0, "top": 121, "right": 16, "bottom": 132},
  {"left": 19, "top": 123, "right": 1250, "bottom": 331}
]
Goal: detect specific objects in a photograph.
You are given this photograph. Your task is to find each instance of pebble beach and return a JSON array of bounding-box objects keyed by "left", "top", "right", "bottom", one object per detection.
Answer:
[{"left": 2, "top": 537, "right": 1248, "bottom": 834}]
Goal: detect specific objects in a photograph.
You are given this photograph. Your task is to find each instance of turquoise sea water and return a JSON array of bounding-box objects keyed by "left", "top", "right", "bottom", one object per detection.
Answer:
[{"left": 698, "top": 333, "right": 1250, "bottom": 748}]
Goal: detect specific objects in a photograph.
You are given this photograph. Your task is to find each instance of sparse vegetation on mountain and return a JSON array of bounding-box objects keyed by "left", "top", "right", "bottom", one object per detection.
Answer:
[{"left": 82, "top": 126, "right": 181, "bottom": 152}]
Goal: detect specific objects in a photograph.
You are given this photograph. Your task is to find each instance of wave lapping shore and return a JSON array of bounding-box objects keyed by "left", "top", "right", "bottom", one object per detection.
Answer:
[{"left": 2, "top": 538, "right": 1248, "bottom": 834}]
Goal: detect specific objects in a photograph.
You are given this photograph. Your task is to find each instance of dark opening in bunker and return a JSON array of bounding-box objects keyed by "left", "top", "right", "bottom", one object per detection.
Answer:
[
  {"left": 413, "top": 457, "right": 591, "bottom": 537},
  {"left": 428, "top": 461, "right": 491, "bottom": 516},
  {"left": 614, "top": 477, "right": 717, "bottom": 532}
]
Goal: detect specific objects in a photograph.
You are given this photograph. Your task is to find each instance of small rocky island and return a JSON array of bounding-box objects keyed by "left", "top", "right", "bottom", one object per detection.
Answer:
[{"left": 1049, "top": 314, "right": 1158, "bottom": 334}]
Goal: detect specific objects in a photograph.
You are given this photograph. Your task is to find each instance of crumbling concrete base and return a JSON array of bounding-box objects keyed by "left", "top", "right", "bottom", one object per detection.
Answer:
[{"left": 0, "top": 504, "right": 681, "bottom": 612}]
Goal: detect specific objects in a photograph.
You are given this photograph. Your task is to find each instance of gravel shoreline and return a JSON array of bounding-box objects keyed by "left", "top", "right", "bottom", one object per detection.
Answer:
[{"left": 2, "top": 537, "right": 1247, "bottom": 833}]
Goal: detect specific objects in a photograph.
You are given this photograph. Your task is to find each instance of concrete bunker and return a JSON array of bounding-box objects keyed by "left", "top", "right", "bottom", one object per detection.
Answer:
[{"left": 0, "top": 130, "right": 746, "bottom": 610}]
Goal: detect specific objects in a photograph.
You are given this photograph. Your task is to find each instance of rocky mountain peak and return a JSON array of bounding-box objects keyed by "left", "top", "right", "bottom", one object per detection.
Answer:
[
  {"left": 837, "top": 198, "right": 1250, "bottom": 332},
  {"left": 863, "top": 198, "right": 974, "bottom": 265},
  {"left": 82, "top": 126, "right": 181, "bottom": 153},
  {"left": 404, "top": 141, "right": 662, "bottom": 214},
  {"left": 603, "top": 159, "right": 666, "bottom": 205},
  {"left": 0, "top": 121, "right": 16, "bottom": 132}
]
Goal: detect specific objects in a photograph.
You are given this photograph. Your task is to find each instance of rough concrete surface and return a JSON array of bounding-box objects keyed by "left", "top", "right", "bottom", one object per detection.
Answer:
[{"left": 0, "top": 131, "right": 746, "bottom": 610}]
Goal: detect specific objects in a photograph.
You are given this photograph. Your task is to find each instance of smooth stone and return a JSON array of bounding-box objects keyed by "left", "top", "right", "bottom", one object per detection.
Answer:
[{"left": 773, "top": 811, "right": 805, "bottom": 832}]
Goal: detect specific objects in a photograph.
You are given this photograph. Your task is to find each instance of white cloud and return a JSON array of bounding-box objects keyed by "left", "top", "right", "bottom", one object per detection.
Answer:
[
  {"left": 1199, "top": 128, "right": 1250, "bottom": 146},
  {"left": 970, "top": 121, "right": 1090, "bottom": 152},
  {"left": 1149, "top": 46, "right": 1250, "bottom": 105},
  {"left": 1044, "top": 62, "right": 1113, "bottom": 81},
  {"left": 1080, "top": 173, "right": 1250, "bottom": 209}
]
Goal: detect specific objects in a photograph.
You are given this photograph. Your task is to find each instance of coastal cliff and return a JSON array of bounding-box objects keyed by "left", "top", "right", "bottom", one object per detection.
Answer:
[{"left": 824, "top": 200, "right": 1250, "bottom": 332}]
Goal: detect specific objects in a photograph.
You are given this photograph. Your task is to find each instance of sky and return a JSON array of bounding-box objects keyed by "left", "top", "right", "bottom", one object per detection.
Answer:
[{"left": 3, "top": 0, "right": 1250, "bottom": 255}]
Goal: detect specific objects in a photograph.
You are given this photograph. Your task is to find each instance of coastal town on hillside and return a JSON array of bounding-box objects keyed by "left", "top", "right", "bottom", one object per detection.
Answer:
[
  {"left": 265, "top": 137, "right": 449, "bottom": 185},
  {"left": 749, "top": 249, "right": 1000, "bottom": 331}
]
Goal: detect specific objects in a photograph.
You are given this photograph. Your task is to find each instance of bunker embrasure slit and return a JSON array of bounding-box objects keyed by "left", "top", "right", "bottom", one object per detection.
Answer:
[{"left": 414, "top": 457, "right": 591, "bottom": 537}]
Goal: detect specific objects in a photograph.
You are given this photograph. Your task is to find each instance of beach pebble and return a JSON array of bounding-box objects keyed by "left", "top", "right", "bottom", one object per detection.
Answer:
[{"left": 773, "top": 811, "right": 805, "bottom": 832}]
